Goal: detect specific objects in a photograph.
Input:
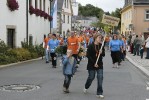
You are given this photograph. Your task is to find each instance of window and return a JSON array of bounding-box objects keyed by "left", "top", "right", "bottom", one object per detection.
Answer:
[
  {"left": 68, "top": 16, "right": 69, "bottom": 24},
  {"left": 43, "top": 0, "right": 45, "bottom": 11},
  {"left": 29, "top": 0, "right": 32, "bottom": 6},
  {"left": 63, "top": 15, "right": 65, "bottom": 23},
  {"left": 145, "top": 10, "right": 149, "bottom": 20},
  {"left": 65, "top": 0, "right": 67, "bottom": 8},
  {"left": 40, "top": 0, "right": 42, "bottom": 10},
  {"left": 35, "top": 0, "right": 38, "bottom": 9}
]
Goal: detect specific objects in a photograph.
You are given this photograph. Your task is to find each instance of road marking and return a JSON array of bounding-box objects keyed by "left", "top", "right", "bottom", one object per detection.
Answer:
[{"left": 146, "top": 99, "right": 149, "bottom": 100}]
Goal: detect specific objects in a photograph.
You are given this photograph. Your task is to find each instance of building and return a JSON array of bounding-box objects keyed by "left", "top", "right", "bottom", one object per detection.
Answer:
[
  {"left": 121, "top": 0, "right": 149, "bottom": 38},
  {"left": 0, "top": 0, "right": 51, "bottom": 48},
  {"left": 72, "top": 16, "right": 98, "bottom": 30},
  {"left": 51, "top": 0, "right": 73, "bottom": 37}
]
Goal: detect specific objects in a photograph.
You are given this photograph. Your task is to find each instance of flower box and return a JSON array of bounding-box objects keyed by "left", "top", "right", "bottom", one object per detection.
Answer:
[
  {"left": 7, "top": 0, "right": 19, "bottom": 11},
  {"left": 29, "top": 5, "right": 35, "bottom": 15}
]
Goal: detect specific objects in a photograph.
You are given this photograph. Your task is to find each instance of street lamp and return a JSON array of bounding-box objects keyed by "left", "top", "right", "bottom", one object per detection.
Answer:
[{"left": 49, "top": 0, "right": 53, "bottom": 34}]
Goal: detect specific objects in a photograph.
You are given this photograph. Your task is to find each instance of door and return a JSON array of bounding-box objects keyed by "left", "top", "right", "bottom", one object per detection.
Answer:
[{"left": 7, "top": 29, "right": 15, "bottom": 48}]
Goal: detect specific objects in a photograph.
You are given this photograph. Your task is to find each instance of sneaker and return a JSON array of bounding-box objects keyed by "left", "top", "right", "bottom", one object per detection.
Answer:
[
  {"left": 117, "top": 64, "right": 119, "bottom": 69},
  {"left": 112, "top": 64, "right": 115, "bottom": 68},
  {"left": 63, "top": 87, "right": 66, "bottom": 92},
  {"left": 83, "top": 88, "right": 87, "bottom": 93},
  {"left": 96, "top": 95, "right": 104, "bottom": 99},
  {"left": 46, "top": 61, "right": 49, "bottom": 63},
  {"left": 65, "top": 89, "right": 69, "bottom": 93}
]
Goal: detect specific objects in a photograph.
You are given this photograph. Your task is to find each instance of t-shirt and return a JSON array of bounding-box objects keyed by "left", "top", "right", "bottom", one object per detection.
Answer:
[
  {"left": 44, "top": 37, "right": 50, "bottom": 48},
  {"left": 67, "top": 36, "right": 78, "bottom": 54},
  {"left": 109, "top": 40, "right": 121, "bottom": 51},
  {"left": 48, "top": 39, "right": 59, "bottom": 53}
]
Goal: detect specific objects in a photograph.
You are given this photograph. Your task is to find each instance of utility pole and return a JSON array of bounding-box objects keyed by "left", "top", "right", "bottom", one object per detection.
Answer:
[
  {"left": 26, "top": 0, "right": 29, "bottom": 44},
  {"left": 50, "top": 0, "right": 53, "bottom": 34}
]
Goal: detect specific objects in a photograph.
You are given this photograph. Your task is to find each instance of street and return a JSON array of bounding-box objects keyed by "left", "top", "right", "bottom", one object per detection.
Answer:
[{"left": 0, "top": 51, "right": 149, "bottom": 100}]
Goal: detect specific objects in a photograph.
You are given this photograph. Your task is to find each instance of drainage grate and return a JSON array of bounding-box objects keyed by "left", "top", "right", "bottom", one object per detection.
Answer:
[{"left": 0, "top": 84, "right": 40, "bottom": 92}]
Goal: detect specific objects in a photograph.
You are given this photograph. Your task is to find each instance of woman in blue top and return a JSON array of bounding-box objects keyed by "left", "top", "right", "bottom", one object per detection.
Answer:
[
  {"left": 109, "top": 34, "right": 122, "bottom": 68},
  {"left": 47, "top": 34, "right": 59, "bottom": 68}
]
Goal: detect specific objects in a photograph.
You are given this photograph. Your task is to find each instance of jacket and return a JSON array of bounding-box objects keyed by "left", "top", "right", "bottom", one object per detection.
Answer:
[
  {"left": 62, "top": 55, "right": 76, "bottom": 76},
  {"left": 86, "top": 43, "right": 105, "bottom": 70}
]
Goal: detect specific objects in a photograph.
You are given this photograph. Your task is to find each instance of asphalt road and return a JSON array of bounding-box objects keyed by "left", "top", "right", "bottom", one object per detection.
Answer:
[{"left": 0, "top": 51, "right": 149, "bottom": 100}]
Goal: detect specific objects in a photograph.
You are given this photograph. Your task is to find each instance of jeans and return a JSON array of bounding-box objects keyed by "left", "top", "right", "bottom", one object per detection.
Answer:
[
  {"left": 134, "top": 44, "right": 140, "bottom": 55},
  {"left": 85, "top": 69, "right": 103, "bottom": 95},
  {"left": 146, "top": 48, "right": 149, "bottom": 59},
  {"left": 63, "top": 75, "right": 72, "bottom": 89},
  {"left": 50, "top": 53, "right": 57, "bottom": 66},
  {"left": 45, "top": 49, "right": 50, "bottom": 62}
]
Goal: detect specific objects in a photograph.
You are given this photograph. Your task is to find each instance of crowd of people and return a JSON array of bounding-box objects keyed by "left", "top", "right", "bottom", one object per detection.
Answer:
[{"left": 42, "top": 30, "right": 149, "bottom": 99}]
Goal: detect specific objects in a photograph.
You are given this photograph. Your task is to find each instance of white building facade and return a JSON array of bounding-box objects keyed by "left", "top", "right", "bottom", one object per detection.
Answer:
[
  {"left": 61, "top": 0, "right": 73, "bottom": 36},
  {"left": 0, "top": 0, "right": 51, "bottom": 48}
]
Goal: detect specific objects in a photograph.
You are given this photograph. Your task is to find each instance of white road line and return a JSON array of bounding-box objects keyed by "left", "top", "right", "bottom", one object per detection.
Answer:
[{"left": 146, "top": 99, "right": 149, "bottom": 100}]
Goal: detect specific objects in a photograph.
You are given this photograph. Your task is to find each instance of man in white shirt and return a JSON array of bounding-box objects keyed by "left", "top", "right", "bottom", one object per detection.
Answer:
[{"left": 145, "top": 34, "right": 149, "bottom": 59}]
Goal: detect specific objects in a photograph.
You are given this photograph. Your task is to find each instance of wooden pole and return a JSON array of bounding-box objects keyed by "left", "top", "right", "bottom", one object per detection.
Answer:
[{"left": 95, "top": 33, "right": 107, "bottom": 65}]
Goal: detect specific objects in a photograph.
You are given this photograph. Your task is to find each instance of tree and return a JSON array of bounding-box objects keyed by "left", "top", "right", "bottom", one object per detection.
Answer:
[
  {"left": 78, "top": 4, "right": 104, "bottom": 18},
  {"left": 110, "top": 8, "right": 122, "bottom": 29}
]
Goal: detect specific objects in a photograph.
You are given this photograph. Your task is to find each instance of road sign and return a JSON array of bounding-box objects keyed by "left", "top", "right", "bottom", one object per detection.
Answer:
[{"left": 101, "top": 14, "right": 120, "bottom": 26}]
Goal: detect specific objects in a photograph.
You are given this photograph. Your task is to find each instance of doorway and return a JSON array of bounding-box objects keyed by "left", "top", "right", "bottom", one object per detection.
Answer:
[{"left": 7, "top": 29, "right": 15, "bottom": 48}]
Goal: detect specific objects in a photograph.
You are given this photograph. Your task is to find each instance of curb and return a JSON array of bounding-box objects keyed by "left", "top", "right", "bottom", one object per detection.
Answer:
[
  {"left": 126, "top": 55, "right": 149, "bottom": 78},
  {"left": 0, "top": 57, "right": 43, "bottom": 69}
]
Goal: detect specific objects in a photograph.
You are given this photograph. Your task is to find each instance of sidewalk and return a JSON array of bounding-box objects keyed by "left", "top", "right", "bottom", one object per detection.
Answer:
[{"left": 126, "top": 52, "right": 149, "bottom": 77}]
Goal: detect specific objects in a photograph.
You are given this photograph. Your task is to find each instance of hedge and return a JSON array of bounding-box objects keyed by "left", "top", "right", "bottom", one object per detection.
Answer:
[{"left": 0, "top": 40, "right": 44, "bottom": 65}]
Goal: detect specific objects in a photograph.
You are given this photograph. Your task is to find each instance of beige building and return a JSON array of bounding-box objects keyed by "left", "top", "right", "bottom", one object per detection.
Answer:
[{"left": 121, "top": 0, "right": 149, "bottom": 39}]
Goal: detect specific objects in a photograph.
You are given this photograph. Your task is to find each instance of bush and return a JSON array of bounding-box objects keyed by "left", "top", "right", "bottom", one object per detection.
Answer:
[
  {"left": 0, "top": 54, "right": 17, "bottom": 65},
  {"left": 21, "top": 41, "right": 44, "bottom": 57},
  {"left": 0, "top": 39, "right": 9, "bottom": 54},
  {"left": 0, "top": 41, "right": 44, "bottom": 65},
  {"left": 6, "top": 48, "right": 31, "bottom": 61}
]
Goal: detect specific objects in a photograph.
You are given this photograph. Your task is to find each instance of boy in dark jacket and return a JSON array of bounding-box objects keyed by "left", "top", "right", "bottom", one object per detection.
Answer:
[{"left": 62, "top": 49, "right": 76, "bottom": 93}]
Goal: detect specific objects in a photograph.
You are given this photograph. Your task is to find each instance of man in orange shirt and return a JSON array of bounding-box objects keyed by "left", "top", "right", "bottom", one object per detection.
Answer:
[{"left": 67, "top": 31, "right": 80, "bottom": 66}]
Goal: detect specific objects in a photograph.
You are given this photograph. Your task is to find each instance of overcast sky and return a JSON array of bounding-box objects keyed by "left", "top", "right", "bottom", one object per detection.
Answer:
[{"left": 76, "top": 0, "right": 124, "bottom": 12}]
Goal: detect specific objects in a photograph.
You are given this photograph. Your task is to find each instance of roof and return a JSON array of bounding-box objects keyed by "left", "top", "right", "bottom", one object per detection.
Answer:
[{"left": 124, "top": 0, "right": 149, "bottom": 7}]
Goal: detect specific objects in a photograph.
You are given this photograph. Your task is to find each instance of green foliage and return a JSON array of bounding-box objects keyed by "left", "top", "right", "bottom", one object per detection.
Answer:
[
  {"left": 6, "top": 48, "right": 32, "bottom": 61},
  {"left": 104, "top": 26, "right": 111, "bottom": 33},
  {"left": 0, "top": 39, "right": 9, "bottom": 54},
  {"left": 0, "top": 54, "right": 18, "bottom": 65},
  {"left": 110, "top": 8, "right": 122, "bottom": 29},
  {"left": 55, "top": 45, "right": 67, "bottom": 55},
  {"left": 21, "top": 41, "right": 44, "bottom": 57},
  {"left": 78, "top": 3, "right": 104, "bottom": 19},
  {"left": 0, "top": 40, "right": 44, "bottom": 65}
]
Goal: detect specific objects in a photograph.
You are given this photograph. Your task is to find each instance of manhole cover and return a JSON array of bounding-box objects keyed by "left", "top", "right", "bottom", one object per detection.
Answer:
[{"left": 0, "top": 84, "right": 40, "bottom": 92}]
